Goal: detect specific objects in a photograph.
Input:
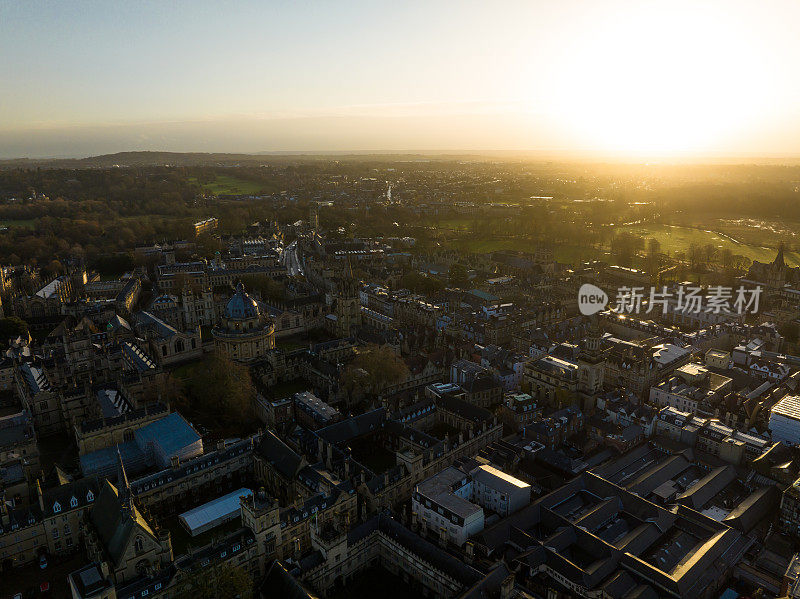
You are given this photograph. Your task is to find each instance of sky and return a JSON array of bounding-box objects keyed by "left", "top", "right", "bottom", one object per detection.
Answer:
[{"left": 2, "top": 0, "right": 800, "bottom": 159}]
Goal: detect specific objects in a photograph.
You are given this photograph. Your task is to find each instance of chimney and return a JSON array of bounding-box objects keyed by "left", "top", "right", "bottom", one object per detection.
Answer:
[
  {"left": 0, "top": 494, "right": 9, "bottom": 527},
  {"left": 293, "top": 537, "right": 301, "bottom": 560}
]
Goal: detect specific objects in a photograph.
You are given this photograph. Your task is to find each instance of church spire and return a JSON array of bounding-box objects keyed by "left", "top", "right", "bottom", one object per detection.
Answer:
[
  {"left": 116, "top": 445, "right": 133, "bottom": 511},
  {"left": 344, "top": 254, "right": 354, "bottom": 281},
  {"left": 774, "top": 243, "right": 786, "bottom": 270}
]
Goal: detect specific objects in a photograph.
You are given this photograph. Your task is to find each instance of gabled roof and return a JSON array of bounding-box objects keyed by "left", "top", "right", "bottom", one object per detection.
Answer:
[
  {"left": 90, "top": 479, "right": 156, "bottom": 566},
  {"left": 259, "top": 561, "right": 319, "bottom": 599},
  {"left": 255, "top": 431, "right": 306, "bottom": 479}
]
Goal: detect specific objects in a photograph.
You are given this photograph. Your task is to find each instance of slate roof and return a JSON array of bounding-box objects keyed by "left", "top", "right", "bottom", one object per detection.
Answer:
[
  {"left": 723, "top": 485, "right": 780, "bottom": 534},
  {"left": 255, "top": 430, "right": 306, "bottom": 479},
  {"left": 90, "top": 479, "right": 156, "bottom": 566},
  {"left": 316, "top": 408, "right": 386, "bottom": 445},
  {"left": 436, "top": 394, "right": 492, "bottom": 424},
  {"left": 135, "top": 310, "right": 179, "bottom": 339}
]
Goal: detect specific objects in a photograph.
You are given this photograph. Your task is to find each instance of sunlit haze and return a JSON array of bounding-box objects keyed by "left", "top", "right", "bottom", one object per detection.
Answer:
[{"left": 2, "top": 0, "right": 799, "bottom": 158}]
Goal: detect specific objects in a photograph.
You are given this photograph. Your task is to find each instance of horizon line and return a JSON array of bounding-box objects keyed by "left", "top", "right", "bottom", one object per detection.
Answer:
[{"left": 4, "top": 148, "right": 800, "bottom": 166}]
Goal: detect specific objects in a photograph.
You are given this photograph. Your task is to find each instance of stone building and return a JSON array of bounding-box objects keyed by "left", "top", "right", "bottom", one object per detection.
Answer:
[{"left": 212, "top": 282, "right": 275, "bottom": 363}]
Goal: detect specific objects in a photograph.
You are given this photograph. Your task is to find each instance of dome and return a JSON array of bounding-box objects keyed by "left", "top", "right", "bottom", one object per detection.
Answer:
[{"left": 225, "top": 282, "right": 260, "bottom": 320}]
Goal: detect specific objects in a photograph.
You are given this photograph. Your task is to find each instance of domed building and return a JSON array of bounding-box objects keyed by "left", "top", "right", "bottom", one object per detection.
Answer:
[{"left": 212, "top": 282, "right": 275, "bottom": 362}]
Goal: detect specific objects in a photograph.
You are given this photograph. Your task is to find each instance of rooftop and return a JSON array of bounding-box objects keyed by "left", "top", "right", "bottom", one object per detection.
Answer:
[{"left": 771, "top": 394, "right": 800, "bottom": 422}]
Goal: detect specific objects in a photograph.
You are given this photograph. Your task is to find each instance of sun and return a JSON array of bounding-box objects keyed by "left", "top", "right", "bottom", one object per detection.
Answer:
[{"left": 535, "top": 4, "right": 771, "bottom": 156}]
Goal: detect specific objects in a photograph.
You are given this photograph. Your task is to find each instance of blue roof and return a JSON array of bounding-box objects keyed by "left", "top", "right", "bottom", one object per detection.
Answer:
[
  {"left": 80, "top": 413, "right": 201, "bottom": 478},
  {"left": 134, "top": 412, "right": 201, "bottom": 456},
  {"left": 225, "top": 282, "right": 260, "bottom": 319},
  {"left": 80, "top": 441, "right": 148, "bottom": 478}
]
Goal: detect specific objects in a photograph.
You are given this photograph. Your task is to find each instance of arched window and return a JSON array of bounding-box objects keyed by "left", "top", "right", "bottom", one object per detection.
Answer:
[
  {"left": 86, "top": 490, "right": 94, "bottom": 502},
  {"left": 134, "top": 536, "right": 144, "bottom": 554}
]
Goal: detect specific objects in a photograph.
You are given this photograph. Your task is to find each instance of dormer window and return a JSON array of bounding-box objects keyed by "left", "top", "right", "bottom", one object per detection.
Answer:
[
  {"left": 86, "top": 490, "right": 94, "bottom": 502},
  {"left": 53, "top": 501, "right": 61, "bottom": 513},
  {"left": 70, "top": 496, "right": 78, "bottom": 509}
]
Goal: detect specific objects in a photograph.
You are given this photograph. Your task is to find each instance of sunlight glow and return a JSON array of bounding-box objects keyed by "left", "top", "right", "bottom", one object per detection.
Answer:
[{"left": 535, "top": 5, "right": 772, "bottom": 155}]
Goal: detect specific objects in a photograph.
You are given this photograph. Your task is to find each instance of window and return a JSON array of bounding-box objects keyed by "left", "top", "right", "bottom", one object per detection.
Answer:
[
  {"left": 53, "top": 502, "right": 61, "bottom": 513},
  {"left": 134, "top": 536, "right": 144, "bottom": 554},
  {"left": 87, "top": 491, "right": 94, "bottom": 502},
  {"left": 70, "top": 496, "right": 78, "bottom": 509}
]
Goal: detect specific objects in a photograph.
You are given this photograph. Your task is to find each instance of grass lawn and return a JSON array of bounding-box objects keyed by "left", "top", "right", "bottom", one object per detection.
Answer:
[
  {"left": 189, "top": 175, "right": 265, "bottom": 195},
  {"left": 450, "top": 237, "right": 526, "bottom": 253},
  {"left": 276, "top": 335, "right": 309, "bottom": 352},
  {"left": 0, "top": 218, "right": 37, "bottom": 229},
  {"left": 170, "top": 360, "right": 201, "bottom": 380},
  {"left": 434, "top": 217, "right": 474, "bottom": 231},
  {"left": 617, "top": 223, "right": 800, "bottom": 266},
  {"left": 267, "top": 378, "right": 310, "bottom": 400},
  {"left": 451, "top": 236, "right": 601, "bottom": 265}
]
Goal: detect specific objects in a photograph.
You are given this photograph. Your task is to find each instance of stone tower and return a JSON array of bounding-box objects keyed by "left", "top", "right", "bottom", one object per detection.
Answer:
[
  {"left": 335, "top": 258, "right": 361, "bottom": 337},
  {"left": 577, "top": 315, "right": 605, "bottom": 412}
]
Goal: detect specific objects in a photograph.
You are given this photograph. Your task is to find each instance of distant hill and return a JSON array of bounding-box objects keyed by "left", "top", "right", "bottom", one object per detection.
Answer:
[{"left": 0, "top": 150, "right": 486, "bottom": 170}]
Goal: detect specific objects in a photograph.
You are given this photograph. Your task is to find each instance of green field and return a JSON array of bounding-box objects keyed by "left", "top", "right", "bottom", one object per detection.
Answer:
[
  {"left": 451, "top": 237, "right": 600, "bottom": 263},
  {"left": 712, "top": 218, "right": 800, "bottom": 249},
  {"left": 0, "top": 219, "right": 37, "bottom": 229},
  {"left": 189, "top": 175, "right": 265, "bottom": 195},
  {"left": 435, "top": 217, "right": 474, "bottom": 231},
  {"left": 450, "top": 238, "right": 521, "bottom": 253},
  {"left": 618, "top": 223, "right": 800, "bottom": 266}
]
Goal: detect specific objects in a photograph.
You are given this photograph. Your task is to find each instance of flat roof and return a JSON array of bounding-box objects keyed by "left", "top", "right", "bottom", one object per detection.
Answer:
[
  {"left": 178, "top": 487, "right": 252, "bottom": 534},
  {"left": 417, "top": 467, "right": 481, "bottom": 519}
]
